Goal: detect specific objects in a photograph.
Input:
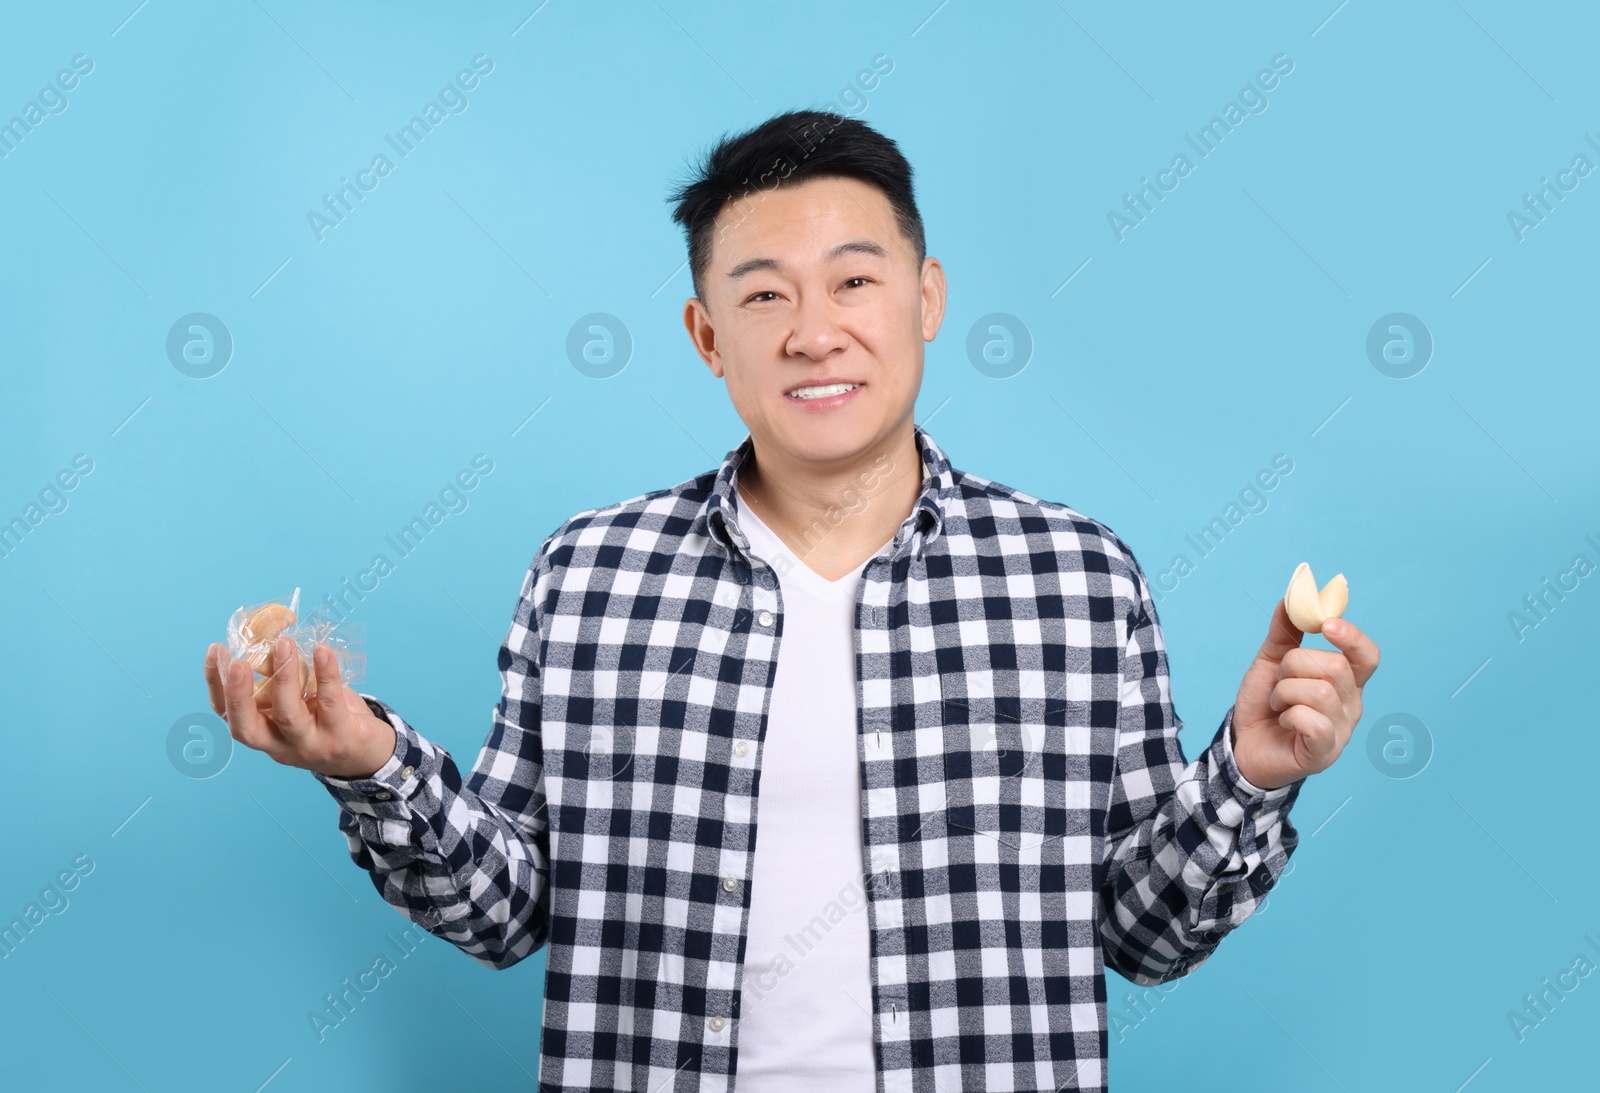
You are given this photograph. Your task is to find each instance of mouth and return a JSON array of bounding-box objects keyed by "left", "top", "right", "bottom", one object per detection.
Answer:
[{"left": 785, "top": 380, "right": 864, "bottom": 402}]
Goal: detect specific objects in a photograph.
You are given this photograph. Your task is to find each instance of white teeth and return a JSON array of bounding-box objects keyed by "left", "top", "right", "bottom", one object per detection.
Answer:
[{"left": 788, "top": 383, "right": 860, "bottom": 400}]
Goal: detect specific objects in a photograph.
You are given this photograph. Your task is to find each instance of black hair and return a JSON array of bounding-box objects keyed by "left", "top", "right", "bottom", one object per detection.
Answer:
[{"left": 667, "top": 109, "right": 926, "bottom": 302}]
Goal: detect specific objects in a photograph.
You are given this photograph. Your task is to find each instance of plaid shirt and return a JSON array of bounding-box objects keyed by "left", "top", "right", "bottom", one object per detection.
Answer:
[{"left": 316, "top": 423, "right": 1304, "bottom": 1092}]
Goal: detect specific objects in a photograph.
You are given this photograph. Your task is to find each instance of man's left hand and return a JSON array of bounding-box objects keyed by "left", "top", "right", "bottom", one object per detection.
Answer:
[{"left": 1230, "top": 600, "right": 1382, "bottom": 791}]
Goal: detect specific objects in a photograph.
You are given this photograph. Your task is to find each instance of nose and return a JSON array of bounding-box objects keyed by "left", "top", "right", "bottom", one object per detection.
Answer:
[{"left": 784, "top": 290, "right": 850, "bottom": 361}]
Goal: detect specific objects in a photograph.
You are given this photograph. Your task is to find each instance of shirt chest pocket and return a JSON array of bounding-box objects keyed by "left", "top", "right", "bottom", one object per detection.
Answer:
[{"left": 939, "top": 698, "right": 1083, "bottom": 855}]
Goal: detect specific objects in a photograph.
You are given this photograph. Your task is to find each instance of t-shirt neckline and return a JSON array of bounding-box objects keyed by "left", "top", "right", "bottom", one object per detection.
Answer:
[{"left": 736, "top": 497, "right": 893, "bottom": 598}]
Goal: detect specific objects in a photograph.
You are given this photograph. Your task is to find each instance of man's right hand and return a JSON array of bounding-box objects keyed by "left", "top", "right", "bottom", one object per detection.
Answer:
[{"left": 203, "top": 637, "right": 397, "bottom": 779}]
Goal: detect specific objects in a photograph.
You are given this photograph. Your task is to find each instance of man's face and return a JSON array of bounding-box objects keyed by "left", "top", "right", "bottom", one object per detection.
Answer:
[{"left": 683, "top": 174, "right": 946, "bottom": 468}]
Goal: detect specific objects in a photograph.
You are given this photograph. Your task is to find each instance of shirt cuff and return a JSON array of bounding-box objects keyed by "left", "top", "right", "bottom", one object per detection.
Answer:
[
  {"left": 1197, "top": 704, "right": 1304, "bottom": 899},
  {"left": 313, "top": 694, "right": 440, "bottom": 852},
  {"left": 1212, "top": 704, "right": 1303, "bottom": 809}
]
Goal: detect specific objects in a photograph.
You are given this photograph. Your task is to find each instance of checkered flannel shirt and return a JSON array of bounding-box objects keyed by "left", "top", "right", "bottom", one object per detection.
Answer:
[{"left": 316, "top": 423, "right": 1304, "bottom": 1092}]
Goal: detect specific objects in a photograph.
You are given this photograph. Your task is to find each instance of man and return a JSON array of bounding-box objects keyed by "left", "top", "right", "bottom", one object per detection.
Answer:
[{"left": 204, "top": 109, "right": 1380, "bottom": 1092}]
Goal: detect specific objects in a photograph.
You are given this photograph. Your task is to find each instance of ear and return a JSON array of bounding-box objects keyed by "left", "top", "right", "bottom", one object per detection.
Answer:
[
  {"left": 683, "top": 297, "right": 724, "bottom": 378},
  {"left": 919, "top": 256, "right": 947, "bottom": 342}
]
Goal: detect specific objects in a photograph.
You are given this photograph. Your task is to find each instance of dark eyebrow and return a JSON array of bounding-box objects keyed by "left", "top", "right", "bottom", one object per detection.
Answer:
[{"left": 725, "top": 238, "right": 889, "bottom": 280}]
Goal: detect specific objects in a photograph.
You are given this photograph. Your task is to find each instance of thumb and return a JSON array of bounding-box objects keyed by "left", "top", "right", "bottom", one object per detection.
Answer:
[{"left": 1257, "top": 597, "right": 1304, "bottom": 664}]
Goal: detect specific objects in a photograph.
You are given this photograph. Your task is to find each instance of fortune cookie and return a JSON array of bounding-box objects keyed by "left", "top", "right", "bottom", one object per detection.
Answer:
[
  {"left": 252, "top": 648, "right": 317, "bottom": 703},
  {"left": 241, "top": 602, "right": 297, "bottom": 645},
  {"left": 238, "top": 602, "right": 318, "bottom": 702},
  {"left": 1283, "top": 562, "right": 1348, "bottom": 634}
]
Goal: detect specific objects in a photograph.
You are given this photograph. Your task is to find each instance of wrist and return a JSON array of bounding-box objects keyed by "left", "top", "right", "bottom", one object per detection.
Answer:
[
  {"left": 359, "top": 702, "right": 399, "bottom": 776},
  {"left": 1225, "top": 710, "right": 1281, "bottom": 794},
  {"left": 320, "top": 699, "right": 398, "bottom": 780}
]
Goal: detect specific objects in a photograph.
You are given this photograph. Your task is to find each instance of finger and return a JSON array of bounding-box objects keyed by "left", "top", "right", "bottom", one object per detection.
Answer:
[
  {"left": 1269, "top": 676, "right": 1343, "bottom": 719},
  {"left": 1278, "top": 646, "right": 1358, "bottom": 697},
  {"left": 311, "top": 644, "right": 346, "bottom": 725},
  {"left": 1255, "top": 599, "right": 1305, "bottom": 665},
  {"left": 204, "top": 643, "right": 227, "bottom": 716},
  {"left": 1278, "top": 702, "right": 1337, "bottom": 759},
  {"left": 267, "top": 636, "right": 315, "bottom": 743},
  {"left": 1320, "top": 617, "right": 1381, "bottom": 688},
  {"left": 222, "top": 651, "right": 280, "bottom": 754}
]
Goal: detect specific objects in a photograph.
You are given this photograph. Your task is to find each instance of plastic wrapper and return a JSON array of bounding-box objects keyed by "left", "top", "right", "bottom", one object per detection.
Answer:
[{"left": 225, "top": 587, "right": 366, "bottom": 704}]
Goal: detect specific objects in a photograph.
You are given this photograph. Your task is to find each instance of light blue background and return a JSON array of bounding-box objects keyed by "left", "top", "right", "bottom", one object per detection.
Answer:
[{"left": 2, "top": 1, "right": 1595, "bottom": 1089}]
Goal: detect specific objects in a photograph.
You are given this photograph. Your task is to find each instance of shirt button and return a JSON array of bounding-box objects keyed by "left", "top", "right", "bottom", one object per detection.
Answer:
[
  {"left": 373, "top": 790, "right": 393, "bottom": 801},
  {"left": 722, "top": 876, "right": 738, "bottom": 893},
  {"left": 734, "top": 742, "right": 750, "bottom": 758},
  {"left": 400, "top": 765, "right": 415, "bottom": 781},
  {"left": 709, "top": 1016, "right": 726, "bottom": 1032},
  {"left": 756, "top": 610, "right": 775, "bottom": 627}
]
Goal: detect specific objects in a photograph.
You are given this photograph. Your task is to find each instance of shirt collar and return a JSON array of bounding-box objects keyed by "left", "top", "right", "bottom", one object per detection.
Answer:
[{"left": 703, "top": 423, "right": 955, "bottom": 566}]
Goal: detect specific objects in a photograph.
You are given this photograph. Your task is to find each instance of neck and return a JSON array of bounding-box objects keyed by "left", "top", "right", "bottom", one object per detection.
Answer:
[{"left": 736, "top": 422, "right": 923, "bottom": 580}]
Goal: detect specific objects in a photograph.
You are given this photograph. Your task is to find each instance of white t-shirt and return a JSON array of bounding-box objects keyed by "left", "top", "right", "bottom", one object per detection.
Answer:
[{"left": 732, "top": 496, "right": 895, "bottom": 1091}]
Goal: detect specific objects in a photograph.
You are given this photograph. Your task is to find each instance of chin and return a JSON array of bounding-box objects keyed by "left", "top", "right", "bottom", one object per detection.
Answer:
[{"left": 776, "top": 416, "right": 886, "bottom": 461}]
